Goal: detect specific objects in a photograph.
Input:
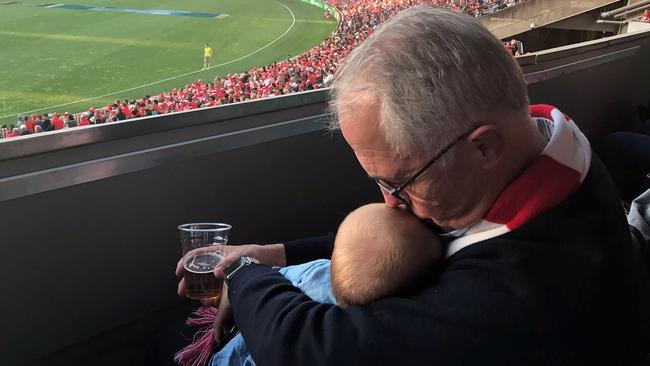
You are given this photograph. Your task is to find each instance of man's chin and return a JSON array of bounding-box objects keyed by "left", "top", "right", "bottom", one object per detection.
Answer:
[{"left": 420, "top": 217, "right": 453, "bottom": 233}]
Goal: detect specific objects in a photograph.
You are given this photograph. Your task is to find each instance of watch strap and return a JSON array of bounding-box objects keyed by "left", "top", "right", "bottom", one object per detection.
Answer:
[{"left": 224, "top": 256, "right": 255, "bottom": 285}]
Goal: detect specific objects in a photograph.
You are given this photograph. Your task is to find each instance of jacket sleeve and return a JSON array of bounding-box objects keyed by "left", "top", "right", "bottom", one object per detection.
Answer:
[
  {"left": 227, "top": 263, "right": 520, "bottom": 366},
  {"left": 283, "top": 234, "right": 335, "bottom": 265}
]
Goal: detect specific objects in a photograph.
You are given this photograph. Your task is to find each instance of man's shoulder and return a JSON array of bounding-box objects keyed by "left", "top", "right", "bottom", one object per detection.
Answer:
[
  {"left": 450, "top": 152, "right": 627, "bottom": 253},
  {"left": 444, "top": 154, "right": 630, "bottom": 285}
]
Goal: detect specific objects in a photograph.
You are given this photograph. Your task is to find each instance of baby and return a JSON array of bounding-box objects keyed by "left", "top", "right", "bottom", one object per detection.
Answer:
[
  {"left": 210, "top": 203, "right": 444, "bottom": 366},
  {"left": 331, "top": 203, "right": 444, "bottom": 307}
]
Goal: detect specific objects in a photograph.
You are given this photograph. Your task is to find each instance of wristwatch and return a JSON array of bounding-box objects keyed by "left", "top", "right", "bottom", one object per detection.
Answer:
[{"left": 224, "top": 256, "right": 258, "bottom": 285}]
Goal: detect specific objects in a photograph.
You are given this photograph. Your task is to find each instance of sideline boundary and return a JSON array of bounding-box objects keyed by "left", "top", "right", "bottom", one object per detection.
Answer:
[{"left": 0, "top": 0, "right": 296, "bottom": 120}]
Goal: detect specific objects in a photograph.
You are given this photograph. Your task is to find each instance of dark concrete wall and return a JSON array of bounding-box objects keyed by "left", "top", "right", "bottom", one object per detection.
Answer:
[
  {"left": 526, "top": 39, "right": 650, "bottom": 140},
  {"left": 517, "top": 28, "right": 613, "bottom": 53},
  {"left": 0, "top": 130, "right": 381, "bottom": 365}
]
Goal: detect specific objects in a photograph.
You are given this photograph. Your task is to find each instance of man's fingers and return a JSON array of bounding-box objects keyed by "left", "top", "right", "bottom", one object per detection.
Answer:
[
  {"left": 175, "top": 257, "right": 185, "bottom": 277},
  {"left": 213, "top": 311, "right": 233, "bottom": 344},
  {"left": 215, "top": 323, "right": 236, "bottom": 346},
  {"left": 214, "top": 256, "right": 237, "bottom": 278},
  {"left": 213, "top": 266, "right": 225, "bottom": 279},
  {"left": 177, "top": 278, "right": 187, "bottom": 297},
  {"left": 214, "top": 251, "right": 241, "bottom": 278},
  {"left": 212, "top": 285, "right": 234, "bottom": 344}
]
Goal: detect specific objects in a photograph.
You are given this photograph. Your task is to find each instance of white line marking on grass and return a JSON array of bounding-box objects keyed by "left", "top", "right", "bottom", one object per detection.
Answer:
[
  {"left": 0, "top": 31, "right": 197, "bottom": 49},
  {"left": 0, "top": 0, "right": 295, "bottom": 120}
]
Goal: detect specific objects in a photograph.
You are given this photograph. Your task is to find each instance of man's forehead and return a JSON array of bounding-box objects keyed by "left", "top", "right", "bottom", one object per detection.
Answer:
[
  {"left": 337, "top": 93, "right": 384, "bottom": 149},
  {"left": 337, "top": 94, "right": 420, "bottom": 178}
]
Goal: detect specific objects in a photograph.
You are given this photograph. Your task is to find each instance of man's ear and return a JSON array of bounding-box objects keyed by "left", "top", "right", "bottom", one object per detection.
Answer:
[{"left": 467, "top": 124, "right": 503, "bottom": 170}]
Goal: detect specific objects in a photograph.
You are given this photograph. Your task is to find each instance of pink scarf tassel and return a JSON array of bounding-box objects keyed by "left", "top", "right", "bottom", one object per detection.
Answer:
[{"left": 174, "top": 306, "right": 219, "bottom": 366}]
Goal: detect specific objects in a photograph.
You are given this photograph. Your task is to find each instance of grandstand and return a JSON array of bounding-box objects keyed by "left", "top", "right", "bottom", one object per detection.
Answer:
[
  {"left": 0, "top": 0, "right": 337, "bottom": 128},
  {"left": 1, "top": 0, "right": 650, "bottom": 365},
  {"left": 0, "top": 0, "right": 525, "bottom": 139}
]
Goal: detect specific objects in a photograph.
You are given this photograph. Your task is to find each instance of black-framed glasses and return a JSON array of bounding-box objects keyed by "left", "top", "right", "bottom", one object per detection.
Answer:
[{"left": 374, "top": 130, "right": 473, "bottom": 206}]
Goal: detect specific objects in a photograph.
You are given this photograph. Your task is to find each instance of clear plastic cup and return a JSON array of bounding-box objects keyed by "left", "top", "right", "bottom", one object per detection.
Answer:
[{"left": 178, "top": 223, "right": 231, "bottom": 300}]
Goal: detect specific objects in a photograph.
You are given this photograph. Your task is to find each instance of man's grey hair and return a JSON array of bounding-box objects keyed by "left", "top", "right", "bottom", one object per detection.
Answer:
[{"left": 329, "top": 6, "right": 529, "bottom": 158}]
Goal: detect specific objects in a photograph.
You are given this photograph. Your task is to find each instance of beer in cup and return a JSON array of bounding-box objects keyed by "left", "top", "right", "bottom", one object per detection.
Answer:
[{"left": 179, "top": 223, "right": 231, "bottom": 301}]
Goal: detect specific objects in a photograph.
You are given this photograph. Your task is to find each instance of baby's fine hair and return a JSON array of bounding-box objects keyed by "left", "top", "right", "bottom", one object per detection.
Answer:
[{"left": 331, "top": 203, "right": 442, "bottom": 307}]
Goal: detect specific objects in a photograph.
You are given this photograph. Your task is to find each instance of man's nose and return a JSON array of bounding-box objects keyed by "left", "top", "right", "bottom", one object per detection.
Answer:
[{"left": 381, "top": 190, "right": 403, "bottom": 208}]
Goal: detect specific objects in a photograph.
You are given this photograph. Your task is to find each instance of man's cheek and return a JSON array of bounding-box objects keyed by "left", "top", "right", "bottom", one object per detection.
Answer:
[{"left": 409, "top": 195, "right": 441, "bottom": 219}]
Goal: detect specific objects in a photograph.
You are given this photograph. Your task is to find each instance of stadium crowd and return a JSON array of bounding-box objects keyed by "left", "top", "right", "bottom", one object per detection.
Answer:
[{"left": 0, "top": 0, "right": 528, "bottom": 139}]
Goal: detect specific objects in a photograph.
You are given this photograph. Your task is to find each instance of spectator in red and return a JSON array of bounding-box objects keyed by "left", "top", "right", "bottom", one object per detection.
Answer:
[
  {"left": 5, "top": 127, "right": 19, "bottom": 138},
  {"left": 24, "top": 114, "right": 37, "bottom": 133},
  {"left": 78, "top": 113, "right": 91, "bottom": 126},
  {"left": 50, "top": 113, "right": 64, "bottom": 130},
  {"left": 121, "top": 103, "right": 133, "bottom": 118},
  {"left": 641, "top": 9, "right": 650, "bottom": 23}
]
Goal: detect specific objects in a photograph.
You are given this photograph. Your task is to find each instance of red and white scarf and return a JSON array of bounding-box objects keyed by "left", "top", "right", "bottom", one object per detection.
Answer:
[{"left": 446, "top": 104, "right": 592, "bottom": 258}]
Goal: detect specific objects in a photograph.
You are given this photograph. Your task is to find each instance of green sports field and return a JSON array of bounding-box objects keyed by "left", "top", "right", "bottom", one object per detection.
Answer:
[{"left": 0, "top": 0, "right": 336, "bottom": 125}]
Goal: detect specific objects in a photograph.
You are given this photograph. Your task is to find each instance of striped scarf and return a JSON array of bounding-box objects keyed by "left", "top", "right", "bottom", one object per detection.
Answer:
[{"left": 446, "top": 104, "right": 592, "bottom": 258}]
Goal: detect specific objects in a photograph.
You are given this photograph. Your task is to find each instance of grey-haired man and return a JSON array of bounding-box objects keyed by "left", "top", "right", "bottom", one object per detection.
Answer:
[{"left": 178, "top": 7, "right": 650, "bottom": 365}]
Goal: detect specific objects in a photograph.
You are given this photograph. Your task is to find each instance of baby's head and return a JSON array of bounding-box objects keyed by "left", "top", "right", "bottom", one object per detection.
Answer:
[{"left": 331, "top": 203, "right": 444, "bottom": 308}]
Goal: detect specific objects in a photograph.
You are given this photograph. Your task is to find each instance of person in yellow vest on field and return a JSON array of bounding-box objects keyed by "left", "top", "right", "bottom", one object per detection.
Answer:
[{"left": 203, "top": 43, "right": 213, "bottom": 70}]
